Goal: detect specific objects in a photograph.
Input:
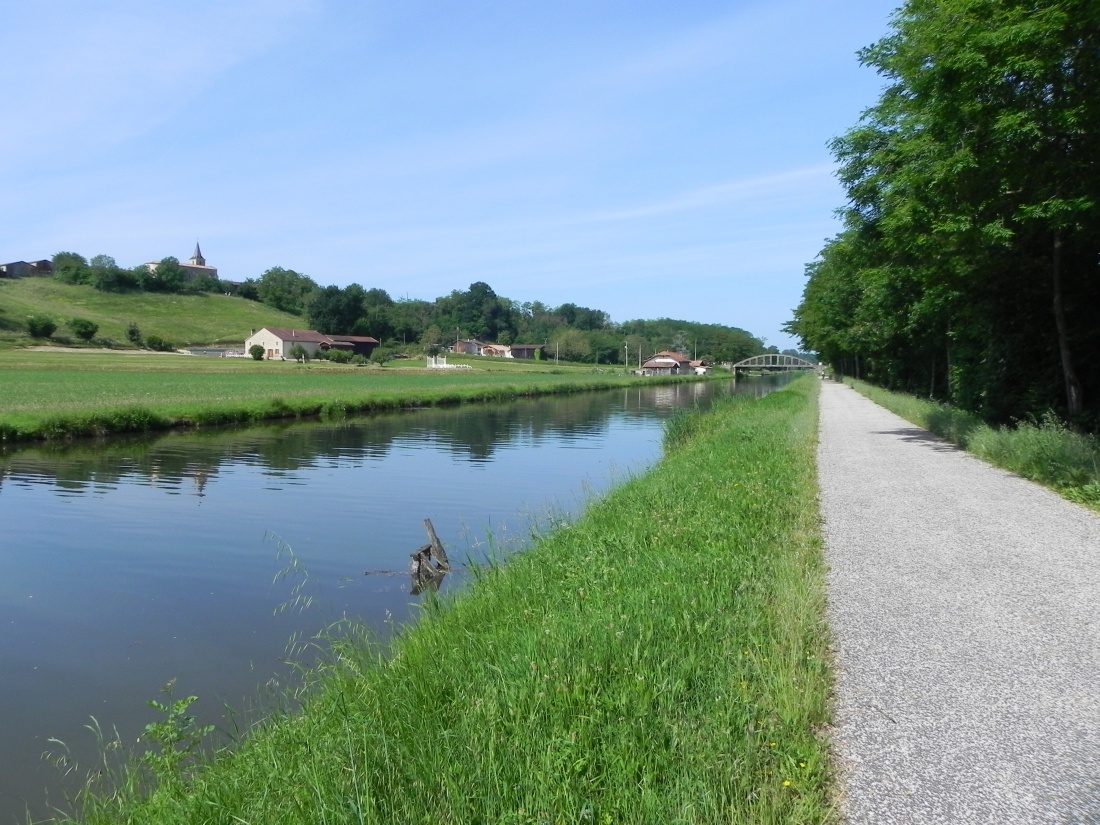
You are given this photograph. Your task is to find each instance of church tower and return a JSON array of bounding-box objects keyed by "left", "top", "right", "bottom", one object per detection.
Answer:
[{"left": 189, "top": 241, "right": 206, "bottom": 267}]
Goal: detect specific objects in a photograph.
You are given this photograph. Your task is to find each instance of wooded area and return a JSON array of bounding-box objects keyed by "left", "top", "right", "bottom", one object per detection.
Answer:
[{"left": 787, "top": 0, "right": 1100, "bottom": 429}]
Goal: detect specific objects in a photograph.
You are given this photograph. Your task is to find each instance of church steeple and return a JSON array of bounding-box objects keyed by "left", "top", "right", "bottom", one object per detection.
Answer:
[{"left": 189, "top": 241, "right": 205, "bottom": 267}]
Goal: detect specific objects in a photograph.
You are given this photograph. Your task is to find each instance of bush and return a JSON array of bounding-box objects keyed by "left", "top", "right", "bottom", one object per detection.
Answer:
[
  {"left": 324, "top": 348, "right": 353, "bottom": 364},
  {"left": 126, "top": 322, "right": 143, "bottom": 347},
  {"left": 26, "top": 315, "right": 57, "bottom": 338},
  {"left": 249, "top": 344, "right": 266, "bottom": 361},
  {"left": 68, "top": 317, "right": 99, "bottom": 342},
  {"left": 145, "top": 334, "right": 174, "bottom": 352},
  {"left": 370, "top": 347, "right": 392, "bottom": 367}
]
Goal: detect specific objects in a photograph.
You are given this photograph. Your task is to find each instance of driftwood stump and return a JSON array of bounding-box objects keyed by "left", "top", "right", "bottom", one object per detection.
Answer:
[{"left": 409, "top": 519, "right": 450, "bottom": 594}]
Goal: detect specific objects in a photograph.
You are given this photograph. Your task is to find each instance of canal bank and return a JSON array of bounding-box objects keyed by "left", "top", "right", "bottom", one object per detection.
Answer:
[{"left": 52, "top": 376, "right": 830, "bottom": 825}]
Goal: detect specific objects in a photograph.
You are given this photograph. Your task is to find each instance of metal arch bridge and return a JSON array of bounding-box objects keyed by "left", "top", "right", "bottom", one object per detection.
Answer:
[{"left": 731, "top": 354, "right": 818, "bottom": 372}]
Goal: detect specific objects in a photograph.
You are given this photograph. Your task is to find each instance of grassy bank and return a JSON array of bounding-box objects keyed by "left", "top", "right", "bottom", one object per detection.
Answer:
[
  {"left": 846, "top": 378, "right": 1100, "bottom": 510},
  {"left": 58, "top": 375, "right": 831, "bottom": 825},
  {"left": 0, "top": 352, "right": 648, "bottom": 442},
  {"left": 0, "top": 278, "right": 301, "bottom": 348}
]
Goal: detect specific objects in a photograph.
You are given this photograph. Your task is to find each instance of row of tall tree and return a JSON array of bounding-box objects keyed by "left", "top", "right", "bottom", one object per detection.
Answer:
[
  {"left": 48, "top": 253, "right": 770, "bottom": 366},
  {"left": 787, "top": 0, "right": 1100, "bottom": 429}
]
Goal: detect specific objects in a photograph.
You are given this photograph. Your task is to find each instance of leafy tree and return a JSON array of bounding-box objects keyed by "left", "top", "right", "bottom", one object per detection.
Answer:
[
  {"left": 308, "top": 284, "right": 364, "bottom": 334},
  {"left": 52, "top": 252, "right": 89, "bottom": 284},
  {"left": 68, "top": 317, "right": 99, "bottom": 342},
  {"left": 437, "top": 282, "right": 517, "bottom": 342},
  {"left": 237, "top": 279, "right": 260, "bottom": 301},
  {"left": 142, "top": 257, "right": 187, "bottom": 293},
  {"left": 550, "top": 328, "right": 591, "bottom": 362},
  {"left": 26, "top": 315, "right": 57, "bottom": 338},
  {"left": 91, "top": 256, "right": 138, "bottom": 291},
  {"left": 188, "top": 274, "right": 221, "bottom": 294},
  {"left": 249, "top": 344, "right": 265, "bottom": 360},
  {"left": 288, "top": 343, "right": 310, "bottom": 363},
  {"left": 256, "top": 267, "right": 317, "bottom": 315},
  {"left": 370, "top": 347, "right": 392, "bottom": 367},
  {"left": 391, "top": 299, "right": 436, "bottom": 345},
  {"left": 420, "top": 324, "right": 444, "bottom": 352},
  {"left": 792, "top": 0, "right": 1100, "bottom": 426},
  {"left": 356, "top": 288, "right": 396, "bottom": 342}
]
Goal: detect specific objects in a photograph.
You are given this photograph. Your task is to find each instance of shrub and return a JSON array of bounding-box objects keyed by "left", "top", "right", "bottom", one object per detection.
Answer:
[
  {"left": 126, "top": 322, "right": 143, "bottom": 346},
  {"left": 249, "top": 344, "right": 266, "bottom": 361},
  {"left": 26, "top": 315, "right": 57, "bottom": 338},
  {"left": 370, "top": 347, "right": 392, "bottom": 366},
  {"left": 145, "top": 334, "right": 174, "bottom": 352},
  {"left": 68, "top": 317, "right": 99, "bottom": 342},
  {"left": 324, "top": 348, "right": 353, "bottom": 364}
]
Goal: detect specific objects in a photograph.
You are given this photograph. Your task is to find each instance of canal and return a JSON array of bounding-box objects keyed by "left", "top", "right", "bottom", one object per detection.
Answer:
[{"left": 0, "top": 376, "right": 783, "bottom": 821}]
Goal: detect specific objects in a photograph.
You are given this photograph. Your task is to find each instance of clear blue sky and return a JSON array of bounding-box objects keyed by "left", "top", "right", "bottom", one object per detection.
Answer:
[{"left": 2, "top": 0, "right": 898, "bottom": 349}]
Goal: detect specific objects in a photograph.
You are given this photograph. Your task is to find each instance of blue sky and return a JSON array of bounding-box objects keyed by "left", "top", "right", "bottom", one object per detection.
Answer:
[{"left": 2, "top": 0, "right": 897, "bottom": 348}]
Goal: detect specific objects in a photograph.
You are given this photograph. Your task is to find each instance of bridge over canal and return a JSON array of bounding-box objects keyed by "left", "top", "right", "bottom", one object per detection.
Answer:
[{"left": 730, "top": 354, "right": 818, "bottom": 373}]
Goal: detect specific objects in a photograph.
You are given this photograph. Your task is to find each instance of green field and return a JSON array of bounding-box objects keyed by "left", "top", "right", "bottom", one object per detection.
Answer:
[
  {"left": 0, "top": 277, "right": 300, "bottom": 347},
  {"left": 57, "top": 376, "right": 830, "bottom": 825},
  {"left": 0, "top": 349, "right": 654, "bottom": 442}
]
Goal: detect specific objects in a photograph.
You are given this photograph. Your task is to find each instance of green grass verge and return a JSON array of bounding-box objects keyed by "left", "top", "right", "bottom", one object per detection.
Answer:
[
  {"left": 0, "top": 353, "right": 660, "bottom": 442},
  {"left": 56, "top": 375, "right": 832, "bottom": 825},
  {"left": 846, "top": 378, "right": 1100, "bottom": 510}
]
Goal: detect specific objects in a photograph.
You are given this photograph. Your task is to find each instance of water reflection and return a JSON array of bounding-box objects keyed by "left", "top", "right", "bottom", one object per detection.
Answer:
[{"left": 0, "top": 387, "right": 697, "bottom": 494}]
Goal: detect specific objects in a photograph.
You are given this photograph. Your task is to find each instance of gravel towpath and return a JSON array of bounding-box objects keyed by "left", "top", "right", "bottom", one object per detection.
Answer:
[{"left": 818, "top": 380, "right": 1100, "bottom": 824}]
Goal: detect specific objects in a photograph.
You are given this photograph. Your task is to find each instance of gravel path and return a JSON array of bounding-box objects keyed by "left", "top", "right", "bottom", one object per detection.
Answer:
[{"left": 818, "top": 381, "right": 1100, "bottom": 824}]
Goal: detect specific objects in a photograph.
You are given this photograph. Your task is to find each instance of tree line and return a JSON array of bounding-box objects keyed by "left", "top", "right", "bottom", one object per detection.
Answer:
[
  {"left": 787, "top": 0, "right": 1100, "bottom": 429},
  {"left": 48, "top": 252, "right": 775, "bottom": 366}
]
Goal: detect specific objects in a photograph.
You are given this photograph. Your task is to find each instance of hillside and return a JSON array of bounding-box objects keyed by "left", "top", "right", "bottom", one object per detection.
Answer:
[{"left": 0, "top": 278, "right": 302, "bottom": 348}]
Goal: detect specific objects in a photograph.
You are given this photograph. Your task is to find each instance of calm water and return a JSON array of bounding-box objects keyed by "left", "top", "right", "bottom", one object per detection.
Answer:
[{"left": 0, "top": 376, "right": 783, "bottom": 821}]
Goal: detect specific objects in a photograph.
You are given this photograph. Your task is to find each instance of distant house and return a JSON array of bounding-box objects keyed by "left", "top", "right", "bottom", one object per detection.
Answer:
[
  {"left": 244, "top": 327, "right": 379, "bottom": 360},
  {"left": 452, "top": 339, "right": 487, "bottom": 355},
  {"left": 641, "top": 351, "right": 693, "bottom": 376},
  {"left": 690, "top": 360, "right": 709, "bottom": 375},
  {"left": 508, "top": 344, "right": 544, "bottom": 360},
  {"left": 325, "top": 334, "right": 380, "bottom": 357},
  {"left": 452, "top": 340, "right": 545, "bottom": 359},
  {"left": 0, "top": 260, "right": 53, "bottom": 278}
]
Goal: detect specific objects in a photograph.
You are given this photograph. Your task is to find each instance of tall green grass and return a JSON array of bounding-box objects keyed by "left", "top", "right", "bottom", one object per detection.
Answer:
[
  {"left": 847, "top": 378, "right": 1100, "bottom": 510},
  {"left": 52, "top": 376, "right": 832, "bottom": 825}
]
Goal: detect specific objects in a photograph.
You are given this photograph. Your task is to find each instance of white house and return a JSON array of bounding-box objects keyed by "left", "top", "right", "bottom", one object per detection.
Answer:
[
  {"left": 641, "top": 350, "right": 693, "bottom": 376},
  {"left": 245, "top": 327, "right": 379, "bottom": 360},
  {"left": 246, "top": 327, "right": 331, "bottom": 360}
]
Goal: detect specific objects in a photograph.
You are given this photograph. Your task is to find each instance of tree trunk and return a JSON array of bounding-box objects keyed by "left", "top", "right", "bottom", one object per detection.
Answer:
[{"left": 1052, "top": 228, "right": 1083, "bottom": 418}]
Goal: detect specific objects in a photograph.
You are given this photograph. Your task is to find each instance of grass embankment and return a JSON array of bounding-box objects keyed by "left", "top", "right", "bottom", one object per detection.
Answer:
[
  {"left": 61, "top": 376, "right": 832, "bottom": 825},
  {"left": 0, "top": 278, "right": 301, "bottom": 348},
  {"left": 846, "top": 378, "right": 1100, "bottom": 510},
  {"left": 0, "top": 352, "right": 644, "bottom": 442}
]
